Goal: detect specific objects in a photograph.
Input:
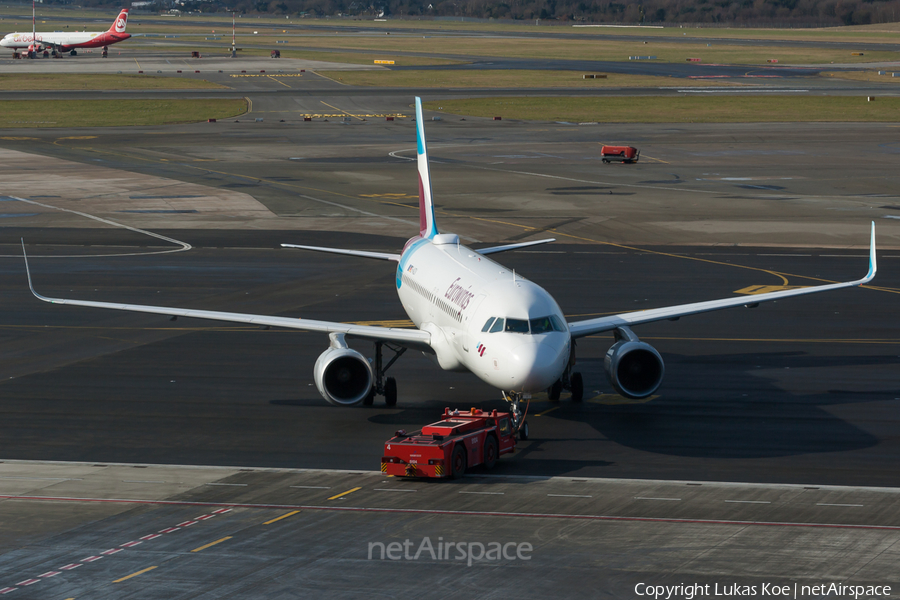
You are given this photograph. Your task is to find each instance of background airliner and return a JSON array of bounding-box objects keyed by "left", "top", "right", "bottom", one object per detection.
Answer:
[
  {"left": 23, "top": 97, "right": 877, "bottom": 437},
  {"left": 1, "top": 9, "right": 130, "bottom": 58}
]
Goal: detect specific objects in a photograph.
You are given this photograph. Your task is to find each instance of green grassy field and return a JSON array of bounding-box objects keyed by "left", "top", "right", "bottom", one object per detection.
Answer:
[
  {"left": 318, "top": 69, "right": 740, "bottom": 88},
  {"left": 0, "top": 99, "right": 248, "bottom": 128},
  {"left": 0, "top": 74, "right": 225, "bottom": 91},
  {"left": 4, "top": 7, "right": 900, "bottom": 44},
  {"left": 424, "top": 96, "right": 900, "bottom": 122}
]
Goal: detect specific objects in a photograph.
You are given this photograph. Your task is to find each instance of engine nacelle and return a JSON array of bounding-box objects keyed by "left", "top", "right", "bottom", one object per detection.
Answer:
[
  {"left": 314, "top": 334, "right": 374, "bottom": 406},
  {"left": 604, "top": 328, "right": 665, "bottom": 399}
]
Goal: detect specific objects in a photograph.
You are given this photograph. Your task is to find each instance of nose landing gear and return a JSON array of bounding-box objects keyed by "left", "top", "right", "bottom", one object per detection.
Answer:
[
  {"left": 503, "top": 391, "right": 530, "bottom": 440},
  {"left": 548, "top": 342, "right": 583, "bottom": 402}
]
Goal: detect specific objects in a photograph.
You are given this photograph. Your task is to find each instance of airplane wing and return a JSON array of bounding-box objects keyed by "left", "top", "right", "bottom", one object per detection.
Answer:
[
  {"left": 281, "top": 243, "right": 400, "bottom": 262},
  {"left": 22, "top": 242, "right": 431, "bottom": 350},
  {"left": 477, "top": 238, "right": 556, "bottom": 255},
  {"left": 567, "top": 223, "right": 877, "bottom": 339}
]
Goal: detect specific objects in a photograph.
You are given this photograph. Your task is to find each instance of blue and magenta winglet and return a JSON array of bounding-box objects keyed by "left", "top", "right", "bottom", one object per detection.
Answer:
[{"left": 415, "top": 97, "right": 438, "bottom": 239}]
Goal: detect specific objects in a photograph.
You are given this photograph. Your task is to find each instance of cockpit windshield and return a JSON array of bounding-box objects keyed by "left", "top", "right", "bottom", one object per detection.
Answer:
[{"left": 482, "top": 314, "right": 567, "bottom": 334}]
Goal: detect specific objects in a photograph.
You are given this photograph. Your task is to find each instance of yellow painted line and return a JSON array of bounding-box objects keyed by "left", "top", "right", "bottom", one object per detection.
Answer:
[
  {"left": 191, "top": 536, "right": 233, "bottom": 552},
  {"left": 640, "top": 154, "right": 669, "bottom": 164},
  {"left": 320, "top": 100, "right": 364, "bottom": 121},
  {"left": 534, "top": 406, "right": 560, "bottom": 417},
  {"left": 263, "top": 510, "right": 300, "bottom": 525},
  {"left": 328, "top": 486, "right": 362, "bottom": 500},
  {"left": 734, "top": 284, "right": 808, "bottom": 295},
  {"left": 134, "top": 58, "right": 141, "bottom": 69},
  {"left": 267, "top": 75, "right": 291, "bottom": 88},
  {"left": 113, "top": 566, "right": 157, "bottom": 583}
]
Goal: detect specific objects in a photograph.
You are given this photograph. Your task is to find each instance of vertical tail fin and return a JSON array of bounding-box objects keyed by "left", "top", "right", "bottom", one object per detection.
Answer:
[
  {"left": 415, "top": 97, "right": 438, "bottom": 239},
  {"left": 110, "top": 9, "right": 128, "bottom": 33}
]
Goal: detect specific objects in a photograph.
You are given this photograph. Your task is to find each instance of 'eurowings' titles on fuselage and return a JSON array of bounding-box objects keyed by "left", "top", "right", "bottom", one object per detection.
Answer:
[{"left": 397, "top": 233, "right": 570, "bottom": 393}]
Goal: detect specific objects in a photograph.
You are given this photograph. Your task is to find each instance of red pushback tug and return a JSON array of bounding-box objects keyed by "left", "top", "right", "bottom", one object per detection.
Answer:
[
  {"left": 601, "top": 145, "right": 640, "bottom": 164},
  {"left": 382, "top": 408, "right": 517, "bottom": 479}
]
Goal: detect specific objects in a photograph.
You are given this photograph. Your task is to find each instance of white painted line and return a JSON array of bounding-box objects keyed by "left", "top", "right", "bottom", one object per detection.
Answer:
[
  {"left": 212, "top": 508, "right": 232, "bottom": 514},
  {"left": 205, "top": 483, "right": 248, "bottom": 487},
  {"left": 122, "top": 480, "right": 168, "bottom": 483},
  {"left": 101, "top": 548, "right": 123, "bottom": 555},
  {"left": 373, "top": 488, "right": 417, "bottom": 493},
  {"left": 120, "top": 541, "right": 142, "bottom": 548},
  {"left": 725, "top": 500, "right": 771, "bottom": 504},
  {"left": 197, "top": 514, "right": 216, "bottom": 520},
  {"left": 816, "top": 503, "right": 863, "bottom": 507},
  {"left": 547, "top": 494, "right": 593, "bottom": 498},
  {"left": 459, "top": 491, "right": 505, "bottom": 495},
  {"left": 81, "top": 556, "right": 103, "bottom": 563},
  {"left": 677, "top": 89, "right": 809, "bottom": 93},
  {"left": 182, "top": 521, "right": 197, "bottom": 527},
  {"left": 60, "top": 564, "right": 82, "bottom": 571},
  {"left": 635, "top": 497, "right": 682, "bottom": 501},
  {"left": 0, "top": 476, "right": 83, "bottom": 481},
  {"left": 290, "top": 485, "right": 331, "bottom": 489},
  {"left": 140, "top": 534, "right": 161, "bottom": 541},
  {"left": 16, "top": 580, "right": 38, "bottom": 587},
  {"left": 158, "top": 527, "right": 179, "bottom": 533},
  {"left": 38, "top": 572, "right": 60, "bottom": 578},
  {"left": 0, "top": 587, "right": 16, "bottom": 594}
]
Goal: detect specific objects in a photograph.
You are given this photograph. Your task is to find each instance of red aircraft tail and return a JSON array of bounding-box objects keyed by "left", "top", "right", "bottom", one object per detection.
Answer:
[{"left": 109, "top": 9, "right": 128, "bottom": 33}]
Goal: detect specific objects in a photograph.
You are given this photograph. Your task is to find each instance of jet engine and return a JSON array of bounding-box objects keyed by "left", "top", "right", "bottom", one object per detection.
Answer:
[
  {"left": 314, "top": 334, "right": 374, "bottom": 406},
  {"left": 604, "top": 327, "right": 664, "bottom": 399}
]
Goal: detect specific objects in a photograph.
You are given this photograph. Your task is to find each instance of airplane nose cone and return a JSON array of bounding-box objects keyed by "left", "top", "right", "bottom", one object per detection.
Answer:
[{"left": 509, "top": 337, "right": 568, "bottom": 392}]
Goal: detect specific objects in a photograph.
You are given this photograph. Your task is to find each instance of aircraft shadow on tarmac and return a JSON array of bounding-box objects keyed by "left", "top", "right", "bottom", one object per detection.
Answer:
[{"left": 567, "top": 351, "right": 894, "bottom": 460}]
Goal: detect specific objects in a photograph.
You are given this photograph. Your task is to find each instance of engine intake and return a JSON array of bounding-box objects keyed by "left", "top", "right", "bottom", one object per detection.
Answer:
[
  {"left": 604, "top": 327, "right": 664, "bottom": 399},
  {"left": 314, "top": 334, "right": 374, "bottom": 406}
]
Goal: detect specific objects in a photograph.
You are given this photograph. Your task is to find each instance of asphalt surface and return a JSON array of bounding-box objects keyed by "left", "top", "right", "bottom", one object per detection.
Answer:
[{"left": 0, "top": 36, "right": 898, "bottom": 597}]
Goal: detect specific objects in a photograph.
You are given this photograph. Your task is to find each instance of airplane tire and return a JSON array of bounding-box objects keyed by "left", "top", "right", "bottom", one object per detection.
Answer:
[
  {"left": 483, "top": 435, "right": 498, "bottom": 469},
  {"left": 450, "top": 444, "right": 467, "bottom": 479},
  {"left": 362, "top": 386, "right": 375, "bottom": 406},
  {"left": 384, "top": 377, "right": 397, "bottom": 407},
  {"left": 571, "top": 372, "right": 584, "bottom": 403},
  {"left": 518, "top": 420, "right": 529, "bottom": 441},
  {"left": 70, "top": 50, "right": 77, "bottom": 56},
  {"left": 548, "top": 379, "right": 562, "bottom": 402}
]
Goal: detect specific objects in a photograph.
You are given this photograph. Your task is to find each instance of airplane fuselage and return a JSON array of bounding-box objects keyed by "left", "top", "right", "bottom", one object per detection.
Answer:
[
  {"left": 396, "top": 233, "right": 570, "bottom": 394},
  {"left": 0, "top": 31, "right": 130, "bottom": 50}
]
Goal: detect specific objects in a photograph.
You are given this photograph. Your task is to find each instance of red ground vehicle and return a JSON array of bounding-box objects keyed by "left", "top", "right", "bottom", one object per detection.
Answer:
[
  {"left": 601, "top": 145, "right": 640, "bottom": 163},
  {"left": 382, "top": 408, "right": 518, "bottom": 478}
]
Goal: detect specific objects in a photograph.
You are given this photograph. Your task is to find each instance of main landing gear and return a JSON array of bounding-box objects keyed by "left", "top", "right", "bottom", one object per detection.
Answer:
[
  {"left": 548, "top": 343, "right": 583, "bottom": 403},
  {"left": 363, "top": 341, "right": 406, "bottom": 407}
]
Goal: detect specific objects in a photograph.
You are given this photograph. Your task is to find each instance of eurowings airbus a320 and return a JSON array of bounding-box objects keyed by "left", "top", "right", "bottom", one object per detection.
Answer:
[
  {"left": 22, "top": 97, "right": 877, "bottom": 436},
  {"left": 1, "top": 9, "right": 130, "bottom": 58}
]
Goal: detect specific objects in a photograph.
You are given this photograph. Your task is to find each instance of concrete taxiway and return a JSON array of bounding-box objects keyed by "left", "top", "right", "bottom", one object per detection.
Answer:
[{"left": 0, "top": 53, "right": 898, "bottom": 597}]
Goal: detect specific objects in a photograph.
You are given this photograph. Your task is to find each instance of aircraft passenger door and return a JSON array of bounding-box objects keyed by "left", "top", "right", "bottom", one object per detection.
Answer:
[{"left": 462, "top": 294, "right": 486, "bottom": 353}]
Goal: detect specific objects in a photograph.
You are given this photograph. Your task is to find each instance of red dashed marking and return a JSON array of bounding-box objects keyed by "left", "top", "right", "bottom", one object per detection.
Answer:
[
  {"left": 0, "top": 587, "right": 16, "bottom": 594},
  {"left": 100, "top": 548, "right": 122, "bottom": 556},
  {"left": 159, "top": 527, "right": 179, "bottom": 534},
  {"left": 181, "top": 521, "right": 197, "bottom": 527},
  {"left": 140, "top": 534, "right": 160, "bottom": 541},
  {"left": 120, "top": 541, "right": 142, "bottom": 548},
  {"left": 60, "top": 564, "right": 81, "bottom": 571},
  {"left": 38, "top": 572, "right": 59, "bottom": 578},
  {"left": 212, "top": 508, "right": 232, "bottom": 514},
  {"left": 197, "top": 514, "right": 215, "bottom": 520},
  {"left": 81, "top": 556, "right": 103, "bottom": 563},
  {"left": 16, "top": 580, "right": 38, "bottom": 587}
]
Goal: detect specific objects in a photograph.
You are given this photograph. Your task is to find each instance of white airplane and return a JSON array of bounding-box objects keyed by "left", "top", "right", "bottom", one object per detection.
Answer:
[
  {"left": 23, "top": 97, "right": 877, "bottom": 438},
  {"left": 1, "top": 9, "right": 130, "bottom": 58}
]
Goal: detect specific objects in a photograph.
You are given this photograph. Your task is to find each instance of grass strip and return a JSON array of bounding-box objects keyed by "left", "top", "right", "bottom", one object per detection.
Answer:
[
  {"left": 319, "top": 69, "right": 739, "bottom": 88},
  {"left": 0, "top": 74, "right": 225, "bottom": 91},
  {"left": 424, "top": 96, "right": 900, "bottom": 122},
  {"left": 0, "top": 99, "right": 248, "bottom": 128}
]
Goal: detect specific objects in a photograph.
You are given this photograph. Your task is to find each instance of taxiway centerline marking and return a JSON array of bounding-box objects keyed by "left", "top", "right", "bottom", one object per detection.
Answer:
[
  {"left": 191, "top": 537, "right": 233, "bottom": 552},
  {"left": 113, "top": 566, "right": 157, "bottom": 583},
  {"left": 263, "top": 510, "right": 301, "bottom": 525}
]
